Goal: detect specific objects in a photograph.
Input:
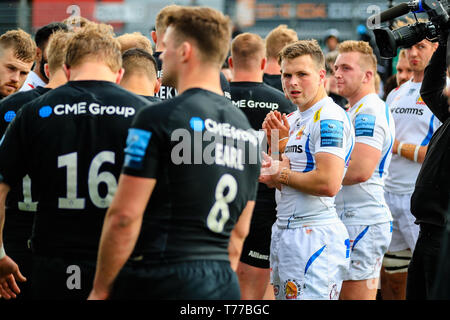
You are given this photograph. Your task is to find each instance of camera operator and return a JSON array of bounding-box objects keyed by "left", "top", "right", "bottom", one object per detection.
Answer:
[{"left": 407, "top": 30, "right": 450, "bottom": 300}]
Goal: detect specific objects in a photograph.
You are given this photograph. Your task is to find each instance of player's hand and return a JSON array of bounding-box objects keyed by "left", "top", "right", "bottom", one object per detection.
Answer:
[
  {"left": 87, "top": 288, "right": 109, "bottom": 300},
  {"left": 0, "top": 255, "right": 26, "bottom": 299},
  {"left": 259, "top": 152, "right": 281, "bottom": 189},
  {"left": 262, "top": 111, "right": 290, "bottom": 153}
]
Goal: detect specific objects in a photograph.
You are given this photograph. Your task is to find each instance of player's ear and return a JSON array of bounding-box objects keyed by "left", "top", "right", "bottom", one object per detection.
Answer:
[
  {"left": 44, "top": 63, "right": 50, "bottom": 79},
  {"left": 261, "top": 57, "right": 267, "bottom": 71},
  {"left": 180, "top": 41, "right": 192, "bottom": 63},
  {"left": 228, "top": 56, "right": 233, "bottom": 69},
  {"left": 151, "top": 31, "right": 157, "bottom": 45},
  {"left": 63, "top": 64, "right": 70, "bottom": 80},
  {"left": 318, "top": 68, "right": 326, "bottom": 85},
  {"left": 115, "top": 68, "right": 125, "bottom": 84},
  {"left": 154, "top": 77, "right": 161, "bottom": 94}
]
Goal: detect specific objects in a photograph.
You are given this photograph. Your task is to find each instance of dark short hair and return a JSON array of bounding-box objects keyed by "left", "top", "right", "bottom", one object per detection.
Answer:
[{"left": 35, "top": 22, "right": 68, "bottom": 49}]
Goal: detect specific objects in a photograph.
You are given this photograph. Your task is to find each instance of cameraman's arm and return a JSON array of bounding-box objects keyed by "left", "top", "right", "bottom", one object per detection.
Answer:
[{"left": 420, "top": 35, "right": 448, "bottom": 123}]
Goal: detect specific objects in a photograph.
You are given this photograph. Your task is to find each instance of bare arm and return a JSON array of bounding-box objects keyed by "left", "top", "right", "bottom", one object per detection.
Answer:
[
  {"left": 260, "top": 152, "right": 345, "bottom": 197},
  {"left": 343, "top": 142, "right": 381, "bottom": 185},
  {"left": 392, "top": 138, "right": 428, "bottom": 164},
  {"left": 88, "top": 174, "right": 156, "bottom": 300},
  {"left": 228, "top": 201, "right": 255, "bottom": 272}
]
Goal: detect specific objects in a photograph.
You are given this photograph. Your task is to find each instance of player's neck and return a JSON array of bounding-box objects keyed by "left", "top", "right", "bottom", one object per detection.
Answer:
[
  {"left": 231, "top": 70, "right": 263, "bottom": 83},
  {"left": 264, "top": 58, "right": 281, "bottom": 75},
  {"left": 45, "top": 69, "right": 67, "bottom": 89},
  {"left": 347, "top": 86, "right": 376, "bottom": 108},
  {"left": 120, "top": 76, "right": 155, "bottom": 96},
  {"left": 68, "top": 62, "right": 119, "bottom": 83},
  {"left": 299, "top": 86, "right": 327, "bottom": 112},
  {"left": 177, "top": 64, "right": 223, "bottom": 96},
  {"left": 411, "top": 70, "right": 424, "bottom": 83}
]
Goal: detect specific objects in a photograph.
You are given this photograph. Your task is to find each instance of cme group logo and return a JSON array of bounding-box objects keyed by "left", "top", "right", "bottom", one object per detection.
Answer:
[{"left": 39, "top": 106, "right": 53, "bottom": 118}]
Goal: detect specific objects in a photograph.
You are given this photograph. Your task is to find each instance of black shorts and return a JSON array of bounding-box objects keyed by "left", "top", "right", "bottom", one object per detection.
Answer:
[
  {"left": 110, "top": 260, "right": 240, "bottom": 300},
  {"left": 31, "top": 254, "right": 96, "bottom": 300},
  {"left": 240, "top": 197, "right": 276, "bottom": 269}
]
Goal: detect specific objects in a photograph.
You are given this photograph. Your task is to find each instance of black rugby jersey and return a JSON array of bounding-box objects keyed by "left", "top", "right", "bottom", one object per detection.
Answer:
[
  {"left": 230, "top": 81, "right": 296, "bottom": 204},
  {"left": 140, "top": 95, "right": 162, "bottom": 104},
  {"left": 0, "top": 86, "right": 51, "bottom": 245},
  {"left": 122, "top": 88, "right": 261, "bottom": 263},
  {"left": 263, "top": 73, "right": 283, "bottom": 92},
  {"left": 0, "top": 80, "right": 152, "bottom": 258}
]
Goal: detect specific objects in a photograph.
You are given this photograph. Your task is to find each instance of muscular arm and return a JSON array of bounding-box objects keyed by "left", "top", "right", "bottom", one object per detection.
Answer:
[
  {"left": 89, "top": 174, "right": 156, "bottom": 300},
  {"left": 228, "top": 200, "right": 255, "bottom": 272},
  {"left": 343, "top": 142, "right": 381, "bottom": 185},
  {"left": 420, "top": 36, "right": 448, "bottom": 123}
]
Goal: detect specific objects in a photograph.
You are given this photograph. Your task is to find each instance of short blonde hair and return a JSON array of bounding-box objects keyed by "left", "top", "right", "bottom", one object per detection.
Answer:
[
  {"left": 117, "top": 32, "right": 153, "bottom": 54},
  {"left": 278, "top": 40, "right": 325, "bottom": 70},
  {"left": 166, "top": 6, "right": 232, "bottom": 67},
  {"left": 65, "top": 23, "right": 122, "bottom": 72},
  {"left": 374, "top": 72, "right": 381, "bottom": 92},
  {"left": 265, "top": 24, "right": 298, "bottom": 59},
  {"left": 337, "top": 40, "right": 377, "bottom": 73},
  {"left": 231, "top": 32, "right": 265, "bottom": 69},
  {"left": 122, "top": 48, "right": 158, "bottom": 82},
  {"left": 155, "top": 5, "right": 181, "bottom": 36},
  {"left": 0, "top": 29, "right": 36, "bottom": 63},
  {"left": 46, "top": 30, "right": 73, "bottom": 74},
  {"left": 398, "top": 48, "right": 407, "bottom": 59}
]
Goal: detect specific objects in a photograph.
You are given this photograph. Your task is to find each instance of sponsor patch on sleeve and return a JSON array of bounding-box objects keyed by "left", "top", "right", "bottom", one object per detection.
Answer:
[
  {"left": 124, "top": 128, "right": 152, "bottom": 170},
  {"left": 354, "top": 114, "right": 376, "bottom": 137},
  {"left": 320, "top": 119, "right": 343, "bottom": 148}
]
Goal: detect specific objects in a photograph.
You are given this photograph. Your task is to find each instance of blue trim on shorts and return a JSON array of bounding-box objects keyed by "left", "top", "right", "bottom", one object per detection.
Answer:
[
  {"left": 352, "top": 226, "right": 369, "bottom": 251},
  {"left": 305, "top": 245, "right": 326, "bottom": 275}
]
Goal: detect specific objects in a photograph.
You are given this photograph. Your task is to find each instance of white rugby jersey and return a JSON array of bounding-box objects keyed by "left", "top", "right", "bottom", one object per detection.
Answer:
[
  {"left": 275, "top": 96, "right": 354, "bottom": 228},
  {"left": 384, "top": 80, "right": 442, "bottom": 194},
  {"left": 19, "top": 71, "right": 46, "bottom": 92},
  {"left": 335, "top": 93, "right": 395, "bottom": 226}
]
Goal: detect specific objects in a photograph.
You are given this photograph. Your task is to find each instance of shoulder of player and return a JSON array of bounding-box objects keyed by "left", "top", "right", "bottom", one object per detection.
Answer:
[{"left": 354, "top": 95, "right": 386, "bottom": 116}]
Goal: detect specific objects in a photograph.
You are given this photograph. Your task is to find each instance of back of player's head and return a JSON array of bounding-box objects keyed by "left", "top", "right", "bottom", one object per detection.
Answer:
[
  {"left": 278, "top": 40, "right": 325, "bottom": 70},
  {"left": 35, "top": 22, "right": 69, "bottom": 50},
  {"left": 117, "top": 32, "right": 153, "bottom": 54},
  {"left": 231, "top": 32, "right": 265, "bottom": 70},
  {"left": 165, "top": 6, "right": 231, "bottom": 67},
  {"left": 46, "top": 30, "right": 73, "bottom": 74},
  {"left": 0, "top": 29, "right": 36, "bottom": 63},
  {"left": 155, "top": 4, "right": 181, "bottom": 36},
  {"left": 62, "top": 16, "right": 92, "bottom": 31},
  {"left": 122, "top": 48, "right": 158, "bottom": 82},
  {"left": 265, "top": 24, "right": 298, "bottom": 59},
  {"left": 337, "top": 40, "right": 377, "bottom": 73},
  {"left": 65, "top": 23, "right": 122, "bottom": 72}
]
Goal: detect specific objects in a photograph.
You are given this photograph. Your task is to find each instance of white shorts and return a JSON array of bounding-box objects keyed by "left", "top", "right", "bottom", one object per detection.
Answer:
[
  {"left": 343, "top": 222, "right": 392, "bottom": 281},
  {"left": 270, "top": 222, "right": 350, "bottom": 300},
  {"left": 384, "top": 192, "right": 419, "bottom": 252}
]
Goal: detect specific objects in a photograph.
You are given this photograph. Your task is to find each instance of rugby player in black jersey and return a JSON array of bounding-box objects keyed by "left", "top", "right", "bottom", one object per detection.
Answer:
[
  {"left": 228, "top": 32, "right": 296, "bottom": 300},
  {"left": 89, "top": 6, "right": 261, "bottom": 300},
  {"left": 0, "top": 31, "right": 71, "bottom": 300},
  {"left": 263, "top": 25, "right": 298, "bottom": 93},
  {"left": 120, "top": 48, "right": 161, "bottom": 104},
  {"left": 0, "top": 29, "right": 35, "bottom": 100},
  {"left": 0, "top": 23, "right": 152, "bottom": 300}
]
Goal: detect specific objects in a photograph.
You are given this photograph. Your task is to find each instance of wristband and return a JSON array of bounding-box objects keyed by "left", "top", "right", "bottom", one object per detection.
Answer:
[
  {"left": 0, "top": 244, "right": 5, "bottom": 260},
  {"left": 413, "top": 145, "right": 420, "bottom": 162},
  {"left": 397, "top": 142, "right": 404, "bottom": 156},
  {"left": 278, "top": 167, "right": 291, "bottom": 186},
  {"left": 279, "top": 137, "right": 289, "bottom": 142}
]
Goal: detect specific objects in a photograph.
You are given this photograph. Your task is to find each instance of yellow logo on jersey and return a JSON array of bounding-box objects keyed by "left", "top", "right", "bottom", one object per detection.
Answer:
[
  {"left": 296, "top": 124, "right": 306, "bottom": 140},
  {"left": 416, "top": 96, "right": 426, "bottom": 105},
  {"left": 355, "top": 103, "right": 364, "bottom": 113},
  {"left": 313, "top": 107, "right": 322, "bottom": 122}
]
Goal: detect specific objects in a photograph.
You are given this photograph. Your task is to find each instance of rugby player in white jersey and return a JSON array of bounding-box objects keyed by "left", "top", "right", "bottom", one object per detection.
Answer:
[
  {"left": 334, "top": 40, "right": 395, "bottom": 300},
  {"left": 383, "top": 37, "right": 440, "bottom": 299},
  {"left": 260, "top": 40, "right": 354, "bottom": 300}
]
